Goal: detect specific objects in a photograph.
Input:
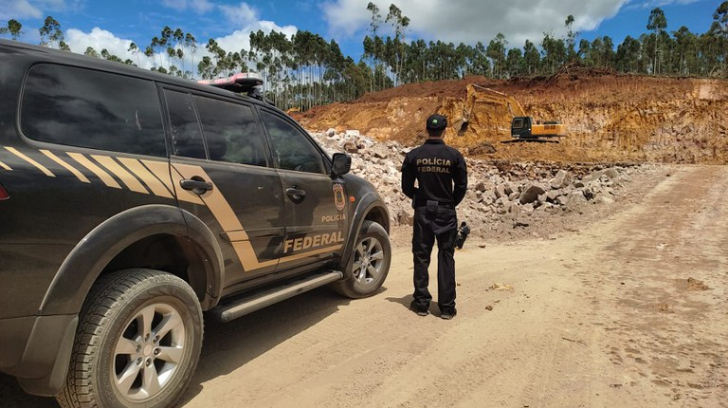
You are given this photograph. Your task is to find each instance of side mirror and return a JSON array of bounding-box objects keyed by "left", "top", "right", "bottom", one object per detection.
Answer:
[{"left": 331, "top": 153, "right": 351, "bottom": 178}]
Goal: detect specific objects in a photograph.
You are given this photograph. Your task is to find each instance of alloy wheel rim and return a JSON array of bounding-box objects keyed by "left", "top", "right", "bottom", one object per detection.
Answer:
[
  {"left": 112, "top": 302, "right": 186, "bottom": 402},
  {"left": 353, "top": 236, "right": 385, "bottom": 285}
]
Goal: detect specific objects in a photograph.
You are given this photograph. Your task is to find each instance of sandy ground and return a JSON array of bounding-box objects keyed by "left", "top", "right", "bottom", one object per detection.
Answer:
[{"left": 3, "top": 165, "right": 727, "bottom": 408}]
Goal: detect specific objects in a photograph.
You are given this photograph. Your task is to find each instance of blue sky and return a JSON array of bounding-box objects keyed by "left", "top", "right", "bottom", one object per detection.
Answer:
[{"left": 0, "top": 0, "right": 721, "bottom": 71}]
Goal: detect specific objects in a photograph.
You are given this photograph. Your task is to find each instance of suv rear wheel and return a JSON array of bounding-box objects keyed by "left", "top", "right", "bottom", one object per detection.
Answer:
[
  {"left": 332, "top": 220, "right": 391, "bottom": 298},
  {"left": 57, "top": 269, "right": 203, "bottom": 408}
]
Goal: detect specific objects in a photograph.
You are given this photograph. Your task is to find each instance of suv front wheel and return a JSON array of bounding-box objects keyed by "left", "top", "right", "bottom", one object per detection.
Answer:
[
  {"left": 332, "top": 220, "right": 391, "bottom": 298},
  {"left": 57, "top": 269, "right": 203, "bottom": 408}
]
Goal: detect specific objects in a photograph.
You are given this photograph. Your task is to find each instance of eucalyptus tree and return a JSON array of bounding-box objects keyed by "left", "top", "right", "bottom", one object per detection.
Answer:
[
  {"left": 506, "top": 48, "right": 524, "bottom": 77},
  {"left": 602, "top": 36, "right": 615, "bottom": 68},
  {"left": 701, "top": 23, "right": 723, "bottom": 76},
  {"left": 149, "top": 36, "right": 164, "bottom": 69},
  {"left": 39, "top": 16, "right": 63, "bottom": 48},
  {"left": 128, "top": 42, "right": 141, "bottom": 66},
  {"left": 366, "top": 2, "right": 382, "bottom": 91},
  {"left": 565, "top": 15, "right": 578, "bottom": 62},
  {"left": 9, "top": 19, "right": 22, "bottom": 40},
  {"left": 84, "top": 46, "right": 99, "bottom": 58},
  {"left": 522, "top": 40, "right": 540, "bottom": 74},
  {"left": 0, "top": 19, "right": 23, "bottom": 40},
  {"left": 714, "top": 1, "right": 728, "bottom": 74},
  {"left": 170, "top": 28, "right": 186, "bottom": 74},
  {"left": 615, "top": 35, "right": 642, "bottom": 73},
  {"left": 647, "top": 7, "right": 668, "bottom": 74},
  {"left": 198, "top": 56, "right": 214, "bottom": 79},
  {"left": 540, "top": 33, "right": 565, "bottom": 74},
  {"left": 486, "top": 33, "right": 507, "bottom": 78},
  {"left": 577, "top": 39, "right": 590, "bottom": 63},
  {"left": 385, "top": 3, "right": 410, "bottom": 85},
  {"left": 469, "top": 41, "right": 491, "bottom": 77},
  {"left": 185, "top": 33, "right": 198, "bottom": 77}
]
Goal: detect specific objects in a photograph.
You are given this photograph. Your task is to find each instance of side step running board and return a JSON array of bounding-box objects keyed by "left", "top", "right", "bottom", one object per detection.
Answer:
[{"left": 211, "top": 270, "right": 343, "bottom": 323}]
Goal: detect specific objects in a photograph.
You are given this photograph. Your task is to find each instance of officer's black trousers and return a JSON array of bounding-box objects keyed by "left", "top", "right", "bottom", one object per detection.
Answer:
[{"left": 411, "top": 206, "right": 457, "bottom": 313}]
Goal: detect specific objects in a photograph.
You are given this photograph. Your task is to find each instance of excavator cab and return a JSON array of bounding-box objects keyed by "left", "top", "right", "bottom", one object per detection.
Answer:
[
  {"left": 511, "top": 116, "right": 566, "bottom": 140},
  {"left": 511, "top": 116, "right": 533, "bottom": 139}
]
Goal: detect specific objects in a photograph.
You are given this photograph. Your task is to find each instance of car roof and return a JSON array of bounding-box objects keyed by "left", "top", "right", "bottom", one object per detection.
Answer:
[{"left": 0, "top": 39, "right": 271, "bottom": 109}]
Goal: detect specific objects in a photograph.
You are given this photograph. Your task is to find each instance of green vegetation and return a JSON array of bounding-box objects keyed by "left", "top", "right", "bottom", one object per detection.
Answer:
[{"left": 1, "top": 1, "right": 727, "bottom": 111}]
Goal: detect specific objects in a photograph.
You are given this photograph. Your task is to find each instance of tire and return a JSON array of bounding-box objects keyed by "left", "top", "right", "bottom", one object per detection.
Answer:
[
  {"left": 332, "top": 220, "right": 391, "bottom": 299},
  {"left": 56, "top": 269, "right": 203, "bottom": 408}
]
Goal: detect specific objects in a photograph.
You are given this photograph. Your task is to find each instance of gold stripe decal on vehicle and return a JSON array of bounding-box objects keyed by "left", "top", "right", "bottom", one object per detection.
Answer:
[
  {"left": 171, "top": 163, "right": 275, "bottom": 271},
  {"left": 67, "top": 153, "right": 122, "bottom": 189},
  {"left": 4, "top": 147, "right": 54, "bottom": 177},
  {"left": 225, "top": 231, "right": 249, "bottom": 241},
  {"left": 0, "top": 160, "right": 11, "bottom": 171},
  {"left": 171, "top": 163, "right": 343, "bottom": 273},
  {"left": 276, "top": 244, "right": 343, "bottom": 266},
  {"left": 172, "top": 164, "right": 246, "bottom": 236},
  {"left": 168, "top": 164, "right": 205, "bottom": 206},
  {"left": 233, "top": 242, "right": 279, "bottom": 270},
  {"left": 93, "top": 155, "right": 149, "bottom": 194},
  {"left": 141, "top": 160, "right": 177, "bottom": 199},
  {"left": 40, "top": 150, "right": 91, "bottom": 183},
  {"left": 120, "top": 158, "right": 174, "bottom": 199}
]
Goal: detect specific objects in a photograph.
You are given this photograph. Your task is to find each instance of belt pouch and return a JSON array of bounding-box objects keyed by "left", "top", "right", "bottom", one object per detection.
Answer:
[{"left": 426, "top": 200, "right": 438, "bottom": 213}]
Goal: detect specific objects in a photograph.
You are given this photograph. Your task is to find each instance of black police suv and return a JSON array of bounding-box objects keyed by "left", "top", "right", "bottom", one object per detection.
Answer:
[{"left": 0, "top": 39, "right": 391, "bottom": 408}]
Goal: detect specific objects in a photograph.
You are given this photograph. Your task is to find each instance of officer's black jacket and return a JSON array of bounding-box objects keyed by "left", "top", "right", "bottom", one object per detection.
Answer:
[{"left": 401, "top": 138, "right": 468, "bottom": 208}]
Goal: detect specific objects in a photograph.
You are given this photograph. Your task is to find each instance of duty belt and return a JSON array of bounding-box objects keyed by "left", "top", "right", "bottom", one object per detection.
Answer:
[{"left": 415, "top": 201, "right": 454, "bottom": 209}]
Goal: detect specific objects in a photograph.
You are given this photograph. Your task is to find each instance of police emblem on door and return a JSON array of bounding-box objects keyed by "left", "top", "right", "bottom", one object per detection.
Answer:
[{"left": 333, "top": 184, "right": 346, "bottom": 211}]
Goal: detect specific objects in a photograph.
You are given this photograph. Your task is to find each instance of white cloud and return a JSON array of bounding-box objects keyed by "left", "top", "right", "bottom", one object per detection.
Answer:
[
  {"left": 215, "top": 20, "right": 299, "bottom": 58},
  {"left": 220, "top": 3, "right": 259, "bottom": 27},
  {"left": 160, "top": 0, "right": 214, "bottom": 14},
  {"left": 322, "top": 0, "right": 628, "bottom": 47},
  {"left": 1, "top": 0, "right": 43, "bottom": 20},
  {"left": 629, "top": 0, "right": 701, "bottom": 9},
  {"left": 62, "top": 17, "right": 299, "bottom": 78},
  {"left": 65, "top": 27, "right": 154, "bottom": 66}
]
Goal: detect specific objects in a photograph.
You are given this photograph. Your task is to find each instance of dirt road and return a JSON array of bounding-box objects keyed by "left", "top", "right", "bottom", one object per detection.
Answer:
[{"left": 3, "top": 165, "right": 727, "bottom": 408}]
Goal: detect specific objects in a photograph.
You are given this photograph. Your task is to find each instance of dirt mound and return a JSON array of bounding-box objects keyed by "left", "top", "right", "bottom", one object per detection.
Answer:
[{"left": 298, "top": 73, "right": 728, "bottom": 165}]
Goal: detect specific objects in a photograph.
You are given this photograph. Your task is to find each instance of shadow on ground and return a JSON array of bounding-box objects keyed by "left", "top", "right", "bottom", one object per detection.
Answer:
[
  {"left": 178, "top": 286, "right": 354, "bottom": 405},
  {"left": 0, "top": 285, "right": 356, "bottom": 408},
  {"left": 0, "top": 373, "right": 58, "bottom": 408}
]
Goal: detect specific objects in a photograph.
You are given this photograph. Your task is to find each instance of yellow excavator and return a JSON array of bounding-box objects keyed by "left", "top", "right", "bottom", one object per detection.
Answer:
[
  {"left": 458, "top": 84, "right": 566, "bottom": 140},
  {"left": 286, "top": 107, "right": 300, "bottom": 115}
]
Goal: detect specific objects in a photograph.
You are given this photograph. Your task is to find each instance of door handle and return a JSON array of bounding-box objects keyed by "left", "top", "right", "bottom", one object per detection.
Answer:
[
  {"left": 286, "top": 186, "right": 306, "bottom": 203},
  {"left": 180, "top": 177, "right": 213, "bottom": 195}
]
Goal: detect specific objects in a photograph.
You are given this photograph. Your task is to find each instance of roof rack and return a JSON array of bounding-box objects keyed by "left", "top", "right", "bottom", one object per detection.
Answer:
[{"left": 198, "top": 73, "right": 266, "bottom": 101}]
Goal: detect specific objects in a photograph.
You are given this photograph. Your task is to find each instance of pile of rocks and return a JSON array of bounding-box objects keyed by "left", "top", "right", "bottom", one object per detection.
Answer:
[{"left": 310, "top": 129, "right": 648, "bottom": 240}]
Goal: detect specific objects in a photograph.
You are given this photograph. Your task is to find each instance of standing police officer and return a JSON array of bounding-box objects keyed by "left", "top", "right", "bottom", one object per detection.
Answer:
[{"left": 401, "top": 114, "right": 468, "bottom": 319}]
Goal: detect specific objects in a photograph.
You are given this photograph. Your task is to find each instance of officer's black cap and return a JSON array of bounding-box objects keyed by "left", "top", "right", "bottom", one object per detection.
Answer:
[{"left": 426, "top": 114, "right": 447, "bottom": 131}]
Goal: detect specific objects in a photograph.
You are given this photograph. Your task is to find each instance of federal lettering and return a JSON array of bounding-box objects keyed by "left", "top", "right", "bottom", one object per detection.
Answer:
[
  {"left": 419, "top": 166, "right": 451, "bottom": 174},
  {"left": 293, "top": 238, "right": 303, "bottom": 251},
  {"left": 284, "top": 231, "right": 344, "bottom": 253}
]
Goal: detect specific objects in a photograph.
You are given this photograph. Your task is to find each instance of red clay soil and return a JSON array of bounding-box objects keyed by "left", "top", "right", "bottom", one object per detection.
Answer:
[{"left": 296, "top": 69, "right": 728, "bottom": 165}]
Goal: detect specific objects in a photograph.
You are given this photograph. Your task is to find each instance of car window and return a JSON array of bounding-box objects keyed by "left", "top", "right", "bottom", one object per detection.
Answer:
[
  {"left": 21, "top": 64, "right": 166, "bottom": 157},
  {"left": 260, "top": 111, "right": 325, "bottom": 174},
  {"left": 164, "top": 89, "right": 206, "bottom": 159},
  {"left": 194, "top": 96, "right": 268, "bottom": 167}
]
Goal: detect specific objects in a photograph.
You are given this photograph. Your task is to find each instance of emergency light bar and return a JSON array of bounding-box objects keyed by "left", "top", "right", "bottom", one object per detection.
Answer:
[{"left": 198, "top": 72, "right": 264, "bottom": 94}]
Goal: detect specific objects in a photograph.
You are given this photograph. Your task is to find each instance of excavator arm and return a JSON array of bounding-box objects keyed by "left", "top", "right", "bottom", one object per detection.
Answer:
[{"left": 457, "top": 84, "right": 526, "bottom": 132}]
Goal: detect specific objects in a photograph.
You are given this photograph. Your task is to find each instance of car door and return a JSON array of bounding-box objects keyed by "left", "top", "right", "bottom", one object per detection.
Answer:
[
  {"left": 162, "top": 88, "right": 286, "bottom": 289},
  {"left": 257, "top": 108, "right": 349, "bottom": 272}
]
